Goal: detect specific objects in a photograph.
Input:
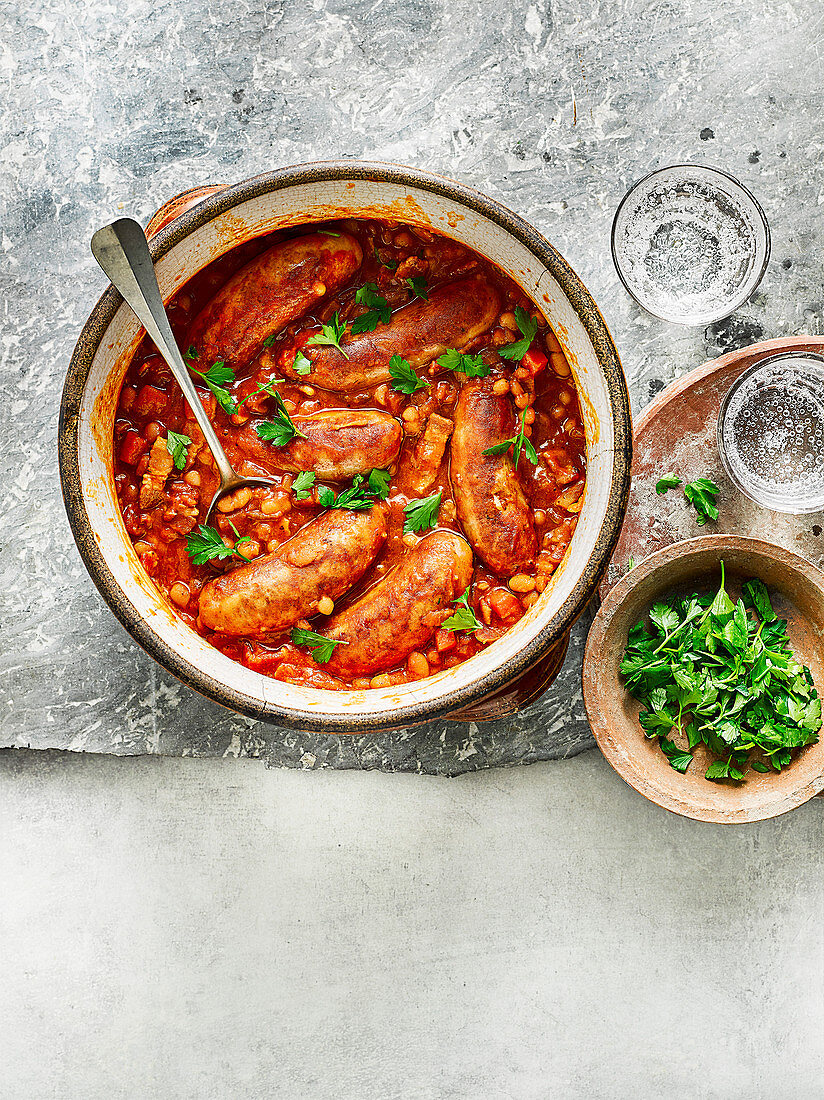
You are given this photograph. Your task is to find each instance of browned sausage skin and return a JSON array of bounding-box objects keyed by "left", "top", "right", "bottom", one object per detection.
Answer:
[
  {"left": 198, "top": 504, "right": 387, "bottom": 636},
  {"left": 269, "top": 274, "right": 500, "bottom": 392},
  {"left": 323, "top": 530, "right": 474, "bottom": 678},
  {"left": 188, "top": 232, "right": 363, "bottom": 370},
  {"left": 450, "top": 380, "right": 537, "bottom": 575},
  {"left": 227, "top": 409, "right": 403, "bottom": 481}
]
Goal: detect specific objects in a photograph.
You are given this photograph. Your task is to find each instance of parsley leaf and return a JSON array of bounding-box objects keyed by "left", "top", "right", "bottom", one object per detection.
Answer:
[
  {"left": 367, "top": 468, "right": 392, "bottom": 500},
  {"left": 403, "top": 492, "right": 441, "bottom": 534},
  {"left": 262, "top": 333, "right": 278, "bottom": 348},
  {"left": 656, "top": 473, "right": 682, "bottom": 494},
  {"left": 649, "top": 602, "right": 680, "bottom": 635},
  {"left": 743, "top": 578, "right": 775, "bottom": 623},
  {"left": 436, "top": 348, "right": 490, "bottom": 378},
  {"left": 166, "top": 430, "right": 192, "bottom": 471},
  {"left": 196, "top": 361, "right": 234, "bottom": 388},
  {"left": 292, "top": 471, "right": 316, "bottom": 501},
  {"left": 290, "top": 627, "right": 346, "bottom": 664},
  {"left": 684, "top": 477, "right": 720, "bottom": 525},
  {"left": 406, "top": 276, "right": 429, "bottom": 301},
  {"left": 705, "top": 759, "right": 744, "bottom": 782},
  {"left": 620, "top": 563, "right": 821, "bottom": 783},
  {"left": 389, "top": 354, "right": 430, "bottom": 395},
  {"left": 659, "top": 737, "right": 693, "bottom": 773},
  {"left": 318, "top": 474, "right": 375, "bottom": 512},
  {"left": 255, "top": 393, "right": 306, "bottom": 448},
  {"left": 306, "top": 312, "right": 349, "bottom": 359},
  {"left": 293, "top": 351, "right": 312, "bottom": 376},
  {"left": 189, "top": 359, "right": 237, "bottom": 415},
  {"left": 186, "top": 523, "right": 251, "bottom": 565},
  {"left": 441, "top": 588, "right": 482, "bottom": 632},
  {"left": 185, "top": 345, "right": 199, "bottom": 361},
  {"left": 349, "top": 283, "right": 392, "bottom": 334},
  {"left": 481, "top": 406, "right": 538, "bottom": 466},
  {"left": 497, "top": 306, "right": 538, "bottom": 361}
]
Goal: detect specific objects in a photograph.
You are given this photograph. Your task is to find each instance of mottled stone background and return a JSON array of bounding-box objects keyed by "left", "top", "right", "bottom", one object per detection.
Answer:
[{"left": 3, "top": 0, "right": 824, "bottom": 770}]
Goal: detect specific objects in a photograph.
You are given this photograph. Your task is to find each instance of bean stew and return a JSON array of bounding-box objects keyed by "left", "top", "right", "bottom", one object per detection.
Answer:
[{"left": 113, "top": 220, "right": 587, "bottom": 690}]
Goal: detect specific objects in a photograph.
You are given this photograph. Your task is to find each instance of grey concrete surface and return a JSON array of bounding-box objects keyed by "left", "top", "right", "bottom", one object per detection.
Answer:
[
  {"left": 4, "top": 0, "right": 824, "bottom": 767},
  {"left": 3, "top": 2, "right": 824, "bottom": 1095},
  {"left": 2, "top": 748, "right": 822, "bottom": 1100}
]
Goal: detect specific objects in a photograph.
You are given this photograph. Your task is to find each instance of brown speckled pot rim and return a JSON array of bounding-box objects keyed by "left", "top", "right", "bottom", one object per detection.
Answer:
[{"left": 59, "top": 160, "right": 632, "bottom": 732}]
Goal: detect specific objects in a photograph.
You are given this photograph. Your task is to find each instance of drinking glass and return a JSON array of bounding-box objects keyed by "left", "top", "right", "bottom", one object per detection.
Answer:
[
  {"left": 611, "top": 164, "right": 770, "bottom": 326},
  {"left": 717, "top": 352, "right": 824, "bottom": 514}
]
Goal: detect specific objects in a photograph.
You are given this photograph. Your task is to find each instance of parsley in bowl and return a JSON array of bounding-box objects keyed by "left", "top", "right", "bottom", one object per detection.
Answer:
[{"left": 619, "top": 564, "right": 821, "bottom": 782}]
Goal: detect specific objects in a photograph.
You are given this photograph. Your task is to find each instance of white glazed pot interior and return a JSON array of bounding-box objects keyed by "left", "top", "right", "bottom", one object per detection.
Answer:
[{"left": 75, "top": 172, "right": 623, "bottom": 726}]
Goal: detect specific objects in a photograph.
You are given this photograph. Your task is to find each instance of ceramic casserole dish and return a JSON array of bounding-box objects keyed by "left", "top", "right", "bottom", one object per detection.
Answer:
[{"left": 59, "top": 161, "right": 631, "bottom": 731}]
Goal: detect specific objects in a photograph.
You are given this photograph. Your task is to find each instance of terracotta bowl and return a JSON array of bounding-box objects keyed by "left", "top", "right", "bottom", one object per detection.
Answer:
[
  {"left": 59, "top": 161, "right": 631, "bottom": 732},
  {"left": 584, "top": 537, "right": 824, "bottom": 822}
]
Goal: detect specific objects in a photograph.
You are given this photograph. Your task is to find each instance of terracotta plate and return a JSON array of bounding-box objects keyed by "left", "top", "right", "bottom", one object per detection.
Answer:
[{"left": 601, "top": 336, "right": 824, "bottom": 599}]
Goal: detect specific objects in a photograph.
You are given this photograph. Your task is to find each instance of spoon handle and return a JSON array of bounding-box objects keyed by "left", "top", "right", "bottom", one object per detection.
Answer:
[{"left": 90, "top": 218, "right": 238, "bottom": 488}]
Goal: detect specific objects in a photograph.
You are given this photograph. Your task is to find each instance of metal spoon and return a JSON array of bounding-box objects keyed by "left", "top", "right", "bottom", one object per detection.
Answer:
[{"left": 91, "top": 217, "right": 274, "bottom": 523}]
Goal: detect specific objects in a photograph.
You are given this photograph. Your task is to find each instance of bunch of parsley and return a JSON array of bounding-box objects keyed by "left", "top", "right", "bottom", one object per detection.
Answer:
[{"left": 619, "top": 566, "right": 821, "bottom": 781}]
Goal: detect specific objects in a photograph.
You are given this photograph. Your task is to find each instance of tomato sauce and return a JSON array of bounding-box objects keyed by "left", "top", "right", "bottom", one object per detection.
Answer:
[{"left": 113, "top": 219, "right": 587, "bottom": 690}]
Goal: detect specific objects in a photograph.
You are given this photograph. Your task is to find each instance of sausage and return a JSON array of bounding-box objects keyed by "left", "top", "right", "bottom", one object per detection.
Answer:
[
  {"left": 270, "top": 275, "right": 501, "bottom": 392},
  {"left": 187, "top": 232, "right": 363, "bottom": 370},
  {"left": 322, "top": 530, "right": 474, "bottom": 678},
  {"left": 450, "top": 380, "right": 537, "bottom": 575},
  {"left": 198, "top": 504, "right": 387, "bottom": 636},
  {"left": 227, "top": 409, "right": 403, "bottom": 481}
]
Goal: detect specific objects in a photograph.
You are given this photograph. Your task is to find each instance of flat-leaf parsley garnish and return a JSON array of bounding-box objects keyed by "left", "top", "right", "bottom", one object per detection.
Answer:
[
  {"left": 497, "top": 306, "right": 537, "bottom": 362},
  {"left": 186, "top": 523, "right": 252, "bottom": 565},
  {"left": 619, "top": 563, "right": 821, "bottom": 781},
  {"left": 306, "top": 312, "right": 349, "bottom": 359},
  {"left": 403, "top": 492, "right": 441, "bottom": 534},
  {"left": 482, "top": 406, "right": 538, "bottom": 466},
  {"left": 349, "top": 283, "right": 391, "bottom": 334},
  {"left": 389, "top": 354, "right": 430, "bottom": 395},
  {"left": 367, "top": 468, "right": 392, "bottom": 500},
  {"left": 293, "top": 351, "right": 312, "bottom": 376},
  {"left": 684, "top": 477, "right": 720, "bottom": 525},
  {"left": 656, "top": 473, "right": 682, "bottom": 494},
  {"left": 186, "top": 355, "right": 237, "bottom": 416},
  {"left": 166, "top": 430, "right": 192, "bottom": 471},
  {"left": 290, "top": 627, "right": 346, "bottom": 664},
  {"left": 255, "top": 393, "right": 306, "bottom": 448},
  {"left": 318, "top": 474, "right": 375, "bottom": 512},
  {"left": 292, "top": 471, "right": 316, "bottom": 501},
  {"left": 441, "top": 588, "right": 482, "bottom": 632},
  {"left": 436, "top": 348, "right": 489, "bottom": 378},
  {"left": 406, "top": 276, "right": 429, "bottom": 301}
]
